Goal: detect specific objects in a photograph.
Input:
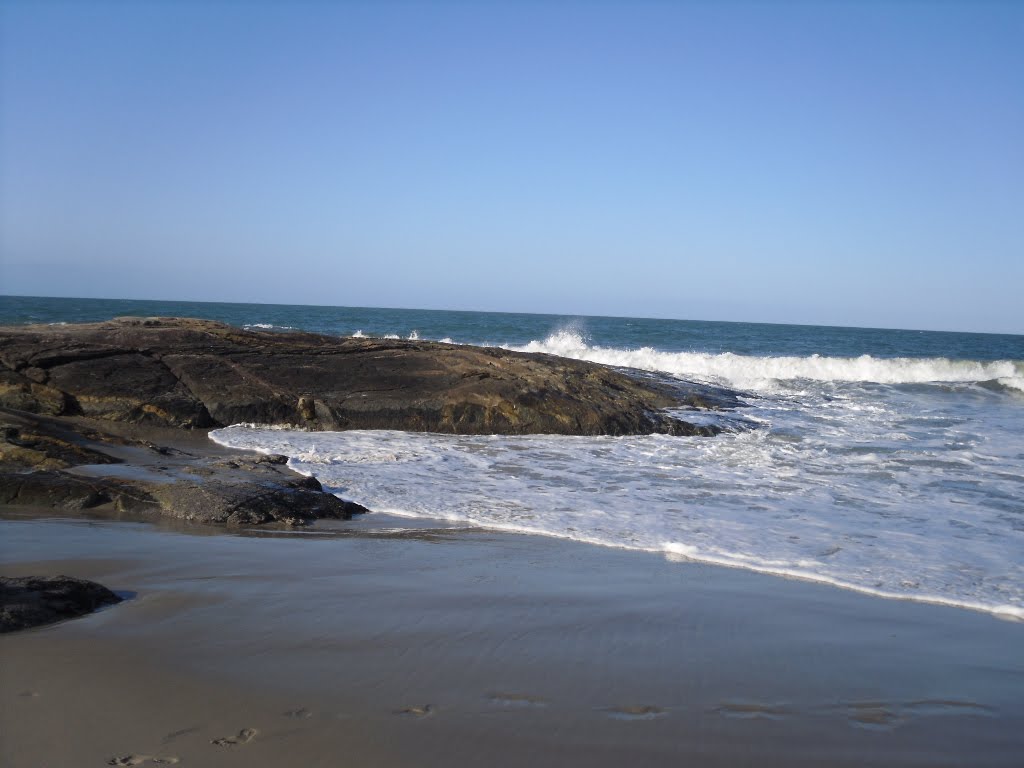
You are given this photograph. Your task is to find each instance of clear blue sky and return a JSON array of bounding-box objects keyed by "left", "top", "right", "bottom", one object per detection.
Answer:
[{"left": 1, "top": 0, "right": 1021, "bottom": 333}]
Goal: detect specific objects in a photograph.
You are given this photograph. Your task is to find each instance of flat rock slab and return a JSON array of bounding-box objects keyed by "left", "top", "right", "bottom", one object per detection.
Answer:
[
  {"left": 0, "top": 317, "right": 722, "bottom": 436},
  {"left": 0, "top": 575, "right": 123, "bottom": 633},
  {"left": 0, "top": 409, "right": 367, "bottom": 526}
]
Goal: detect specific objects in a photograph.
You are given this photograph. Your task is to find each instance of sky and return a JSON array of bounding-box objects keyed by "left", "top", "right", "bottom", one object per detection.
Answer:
[{"left": 1, "top": 1, "right": 1021, "bottom": 334}]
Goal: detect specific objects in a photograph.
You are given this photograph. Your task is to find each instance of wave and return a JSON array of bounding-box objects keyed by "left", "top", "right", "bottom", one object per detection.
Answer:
[
  {"left": 661, "top": 543, "right": 1024, "bottom": 622},
  {"left": 211, "top": 424, "right": 1024, "bottom": 623},
  {"left": 371, "top": 502, "right": 1023, "bottom": 621},
  {"left": 243, "top": 322, "right": 296, "bottom": 331},
  {"left": 370, "top": 500, "right": 1024, "bottom": 622},
  {"left": 349, "top": 329, "right": 445, "bottom": 343},
  {"left": 510, "top": 331, "right": 1024, "bottom": 392}
]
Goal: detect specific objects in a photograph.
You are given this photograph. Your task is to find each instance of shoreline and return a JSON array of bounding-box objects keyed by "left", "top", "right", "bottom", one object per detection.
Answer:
[
  {"left": 209, "top": 424, "right": 1024, "bottom": 624},
  {"left": 2, "top": 315, "right": 1021, "bottom": 765},
  {"left": 3, "top": 510, "right": 1023, "bottom": 767}
]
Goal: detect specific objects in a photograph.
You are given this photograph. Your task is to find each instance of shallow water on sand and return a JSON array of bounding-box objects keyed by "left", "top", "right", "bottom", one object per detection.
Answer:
[
  {"left": 3, "top": 515, "right": 1023, "bottom": 767},
  {"left": 213, "top": 370, "right": 1024, "bottom": 620}
]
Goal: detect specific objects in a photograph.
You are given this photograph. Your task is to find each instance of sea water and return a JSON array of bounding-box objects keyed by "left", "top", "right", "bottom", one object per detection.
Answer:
[{"left": 3, "top": 295, "right": 1023, "bottom": 619}]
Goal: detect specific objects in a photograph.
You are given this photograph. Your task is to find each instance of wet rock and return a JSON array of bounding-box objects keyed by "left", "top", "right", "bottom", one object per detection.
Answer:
[
  {"left": 140, "top": 466, "right": 367, "bottom": 525},
  {"left": 0, "top": 575, "right": 124, "bottom": 633},
  {"left": 0, "top": 470, "right": 143, "bottom": 511},
  {"left": 0, "top": 409, "right": 367, "bottom": 526},
  {"left": 256, "top": 454, "right": 289, "bottom": 465}
]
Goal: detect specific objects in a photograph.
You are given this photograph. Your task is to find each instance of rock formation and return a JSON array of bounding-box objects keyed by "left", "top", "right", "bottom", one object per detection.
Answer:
[
  {"left": 1, "top": 575, "right": 124, "bottom": 632},
  {"left": 0, "top": 317, "right": 737, "bottom": 528},
  {"left": 0, "top": 408, "right": 367, "bottom": 526},
  {"left": 0, "top": 317, "right": 721, "bottom": 436}
]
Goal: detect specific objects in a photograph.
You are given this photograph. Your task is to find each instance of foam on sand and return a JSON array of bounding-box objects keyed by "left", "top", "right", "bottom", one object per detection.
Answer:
[{"left": 212, "top": 417, "right": 1024, "bottom": 621}]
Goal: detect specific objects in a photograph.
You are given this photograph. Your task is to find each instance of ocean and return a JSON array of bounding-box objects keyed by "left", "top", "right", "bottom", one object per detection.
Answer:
[{"left": 3, "top": 295, "right": 1023, "bottom": 620}]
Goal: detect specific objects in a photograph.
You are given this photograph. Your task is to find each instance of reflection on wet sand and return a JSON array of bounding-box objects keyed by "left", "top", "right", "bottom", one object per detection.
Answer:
[{"left": 2, "top": 513, "right": 1023, "bottom": 768}]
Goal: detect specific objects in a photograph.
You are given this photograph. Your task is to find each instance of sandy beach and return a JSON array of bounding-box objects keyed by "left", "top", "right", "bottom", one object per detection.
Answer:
[
  {"left": 4, "top": 0, "right": 1023, "bottom": 762},
  {"left": 1, "top": 317, "right": 1022, "bottom": 766},
  {"left": 3, "top": 504, "right": 1022, "bottom": 768}
]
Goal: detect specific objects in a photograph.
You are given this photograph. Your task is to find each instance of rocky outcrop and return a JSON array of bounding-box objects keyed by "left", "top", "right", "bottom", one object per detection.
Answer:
[
  {"left": 0, "top": 409, "right": 367, "bottom": 526},
  {"left": 0, "top": 317, "right": 737, "bottom": 527},
  {"left": 0, "top": 317, "right": 720, "bottom": 436},
  {"left": 0, "top": 575, "right": 124, "bottom": 633}
]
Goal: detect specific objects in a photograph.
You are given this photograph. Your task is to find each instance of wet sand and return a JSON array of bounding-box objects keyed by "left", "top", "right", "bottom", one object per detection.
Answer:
[{"left": 2, "top": 510, "right": 1023, "bottom": 767}]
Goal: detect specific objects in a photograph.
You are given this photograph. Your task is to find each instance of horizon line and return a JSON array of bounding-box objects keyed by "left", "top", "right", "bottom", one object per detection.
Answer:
[{"left": 1, "top": 292, "right": 1021, "bottom": 339}]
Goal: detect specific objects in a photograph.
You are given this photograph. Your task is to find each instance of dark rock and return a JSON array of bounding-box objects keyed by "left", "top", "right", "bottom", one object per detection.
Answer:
[
  {"left": 0, "top": 469, "right": 146, "bottom": 511},
  {"left": 0, "top": 414, "right": 118, "bottom": 470},
  {"left": 0, "top": 369, "right": 74, "bottom": 416},
  {"left": 138, "top": 465, "right": 366, "bottom": 525},
  {"left": 257, "top": 453, "right": 289, "bottom": 465},
  {"left": 22, "top": 367, "right": 48, "bottom": 384},
  {"left": 0, "top": 317, "right": 721, "bottom": 436},
  {"left": 0, "top": 575, "right": 124, "bottom": 633},
  {"left": 44, "top": 352, "right": 212, "bottom": 427},
  {"left": 297, "top": 396, "right": 316, "bottom": 421},
  {"left": 0, "top": 409, "right": 366, "bottom": 527}
]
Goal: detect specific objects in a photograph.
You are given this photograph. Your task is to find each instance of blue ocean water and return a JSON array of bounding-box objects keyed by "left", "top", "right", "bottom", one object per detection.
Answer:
[
  {"left": 3, "top": 294, "right": 1021, "bottom": 360},
  {"left": 3, "top": 295, "right": 1023, "bottom": 619}
]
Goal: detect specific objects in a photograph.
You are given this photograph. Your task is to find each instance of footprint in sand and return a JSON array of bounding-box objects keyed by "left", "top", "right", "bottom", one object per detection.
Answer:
[
  {"left": 394, "top": 704, "right": 434, "bottom": 718},
  {"left": 714, "top": 702, "right": 790, "bottom": 720},
  {"left": 842, "top": 699, "right": 992, "bottom": 730},
  {"left": 486, "top": 692, "right": 549, "bottom": 708},
  {"left": 108, "top": 756, "right": 179, "bottom": 766},
  {"left": 904, "top": 699, "right": 993, "bottom": 717},
  {"left": 601, "top": 705, "right": 668, "bottom": 721},
  {"left": 846, "top": 702, "right": 902, "bottom": 730},
  {"left": 284, "top": 707, "right": 313, "bottom": 719},
  {"left": 211, "top": 727, "right": 259, "bottom": 746}
]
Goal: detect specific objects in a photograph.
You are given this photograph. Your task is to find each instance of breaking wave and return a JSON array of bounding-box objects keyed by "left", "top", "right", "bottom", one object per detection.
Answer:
[{"left": 510, "top": 331, "right": 1024, "bottom": 392}]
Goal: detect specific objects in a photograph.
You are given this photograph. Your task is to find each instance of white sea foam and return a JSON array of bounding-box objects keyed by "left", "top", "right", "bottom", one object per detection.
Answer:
[
  {"left": 212, "top": 374, "right": 1024, "bottom": 621},
  {"left": 244, "top": 322, "right": 296, "bottom": 331},
  {"left": 509, "top": 331, "right": 1024, "bottom": 392},
  {"left": 208, "top": 322, "right": 1023, "bottom": 621},
  {"left": 348, "top": 329, "right": 439, "bottom": 342}
]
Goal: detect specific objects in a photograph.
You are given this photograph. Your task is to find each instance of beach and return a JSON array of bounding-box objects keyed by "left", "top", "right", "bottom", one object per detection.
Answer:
[
  {"left": 4, "top": 0, "right": 1023, "bottom": 763},
  {"left": 3, "top": 504, "right": 1023, "bottom": 768},
  {"left": 1, "top": 304, "right": 1022, "bottom": 766}
]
